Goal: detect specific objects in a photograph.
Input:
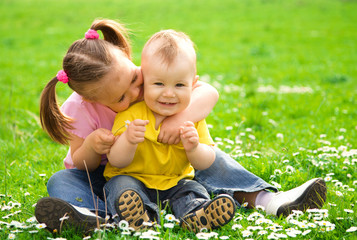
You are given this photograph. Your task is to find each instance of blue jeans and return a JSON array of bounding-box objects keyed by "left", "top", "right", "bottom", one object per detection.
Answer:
[
  {"left": 104, "top": 175, "right": 210, "bottom": 221},
  {"left": 47, "top": 148, "right": 276, "bottom": 217}
]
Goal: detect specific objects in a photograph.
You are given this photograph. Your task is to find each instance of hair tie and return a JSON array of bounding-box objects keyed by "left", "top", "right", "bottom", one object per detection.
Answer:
[
  {"left": 56, "top": 70, "right": 69, "bottom": 83},
  {"left": 85, "top": 29, "right": 99, "bottom": 39}
]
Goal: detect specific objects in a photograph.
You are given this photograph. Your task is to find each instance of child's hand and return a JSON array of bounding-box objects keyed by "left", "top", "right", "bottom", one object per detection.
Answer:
[
  {"left": 125, "top": 119, "right": 149, "bottom": 144},
  {"left": 159, "top": 116, "right": 183, "bottom": 144},
  {"left": 89, "top": 128, "right": 116, "bottom": 155},
  {"left": 180, "top": 121, "right": 199, "bottom": 152}
]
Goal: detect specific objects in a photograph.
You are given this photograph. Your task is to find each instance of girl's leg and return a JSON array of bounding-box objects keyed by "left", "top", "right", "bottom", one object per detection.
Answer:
[
  {"left": 35, "top": 166, "right": 107, "bottom": 233},
  {"left": 46, "top": 166, "right": 107, "bottom": 215},
  {"left": 195, "top": 148, "right": 277, "bottom": 202},
  {"left": 195, "top": 148, "right": 327, "bottom": 216}
]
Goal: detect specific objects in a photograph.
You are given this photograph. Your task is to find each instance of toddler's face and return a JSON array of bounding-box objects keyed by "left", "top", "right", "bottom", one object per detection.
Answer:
[
  {"left": 95, "top": 49, "right": 144, "bottom": 113},
  {"left": 142, "top": 52, "right": 196, "bottom": 118}
]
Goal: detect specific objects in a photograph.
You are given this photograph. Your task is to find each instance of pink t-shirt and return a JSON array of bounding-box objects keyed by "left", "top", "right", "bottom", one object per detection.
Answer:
[{"left": 61, "top": 92, "right": 116, "bottom": 169}]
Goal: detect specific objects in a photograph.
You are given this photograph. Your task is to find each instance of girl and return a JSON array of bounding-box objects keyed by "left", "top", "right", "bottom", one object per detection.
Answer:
[{"left": 35, "top": 19, "right": 327, "bottom": 233}]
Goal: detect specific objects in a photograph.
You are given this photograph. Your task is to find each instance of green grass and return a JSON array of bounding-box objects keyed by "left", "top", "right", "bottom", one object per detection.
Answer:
[{"left": 1, "top": 0, "right": 356, "bottom": 239}]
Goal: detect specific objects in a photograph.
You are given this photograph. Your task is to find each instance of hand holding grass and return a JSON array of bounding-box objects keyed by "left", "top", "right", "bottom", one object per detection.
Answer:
[
  {"left": 124, "top": 119, "right": 149, "bottom": 145},
  {"left": 108, "top": 119, "right": 149, "bottom": 168},
  {"left": 87, "top": 128, "right": 116, "bottom": 155}
]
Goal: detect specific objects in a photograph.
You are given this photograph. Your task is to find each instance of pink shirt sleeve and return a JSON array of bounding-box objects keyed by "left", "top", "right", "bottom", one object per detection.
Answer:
[{"left": 60, "top": 92, "right": 116, "bottom": 169}]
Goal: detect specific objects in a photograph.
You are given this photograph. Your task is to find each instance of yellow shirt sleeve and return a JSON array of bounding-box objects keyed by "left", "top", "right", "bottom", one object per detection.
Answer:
[{"left": 196, "top": 119, "right": 214, "bottom": 146}]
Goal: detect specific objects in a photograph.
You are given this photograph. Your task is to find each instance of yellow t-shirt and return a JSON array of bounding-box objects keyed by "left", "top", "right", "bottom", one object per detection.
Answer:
[{"left": 104, "top": 101, "right": 214, "bottom": 190}]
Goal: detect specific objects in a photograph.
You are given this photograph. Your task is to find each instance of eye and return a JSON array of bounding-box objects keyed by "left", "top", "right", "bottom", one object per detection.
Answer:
[
  {"left": 118, "top": 95, "right": 125, "bottom": 102},
  {"left": 131, "top": 74, "right": 137, "bottom": 84},
  {"left": 154, "top": 82, "right": 163, "bottom": 86},
  {"left": 176, "top": 83, "right": 185, "bottom": 87}
]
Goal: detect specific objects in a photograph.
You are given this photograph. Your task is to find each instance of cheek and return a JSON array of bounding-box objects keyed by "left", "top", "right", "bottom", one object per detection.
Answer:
[{"left": 111, "top": 101, "right": 130, "bottom": 113}]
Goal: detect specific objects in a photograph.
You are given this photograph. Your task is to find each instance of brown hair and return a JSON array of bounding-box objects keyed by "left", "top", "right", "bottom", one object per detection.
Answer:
[
  {"left": 142, "top": 29, "right": 196, "bottom": 67},
  {"left": 40, "top": 19, "right": 131, "bottom": 144}
]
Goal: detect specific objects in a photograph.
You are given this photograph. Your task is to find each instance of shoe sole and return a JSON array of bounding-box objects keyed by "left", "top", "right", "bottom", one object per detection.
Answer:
[
  {"left": 181, "top": 194, "right": 236, "bottom": 232},
  {"left": 35, "top": 197, "right": 103, "bottom": 233},
  {"left": 277, "top": 178, "right": 327, "bottom": 217},
  {"left": 115, "top": 190, "right": 150, "bottom": 230}
]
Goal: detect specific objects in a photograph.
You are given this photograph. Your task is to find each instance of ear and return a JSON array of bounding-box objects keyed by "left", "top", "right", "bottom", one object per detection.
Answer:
[{"left": 192, "top": 75, "right": 199, "bottom": 86}]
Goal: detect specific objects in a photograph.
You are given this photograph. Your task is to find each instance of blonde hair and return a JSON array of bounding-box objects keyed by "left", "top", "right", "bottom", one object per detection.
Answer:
[
  {"left": 40, "top": 19, "right": 131, "bottom": 144},
  {"left": 142, "top": 29, "right": 196, "bottom": 67}
]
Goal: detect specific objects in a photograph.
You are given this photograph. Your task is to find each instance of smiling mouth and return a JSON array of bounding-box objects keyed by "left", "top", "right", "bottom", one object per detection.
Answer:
[{"left": 159, "top": 101, "right": 176, "bottom": 106}]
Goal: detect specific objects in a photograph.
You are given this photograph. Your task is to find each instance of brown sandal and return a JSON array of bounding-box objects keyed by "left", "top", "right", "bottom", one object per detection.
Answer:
[
  {"left": 115, "top": 190, "right": 151, "bottom": 230},
  {"left": 181, "top": 194, "right": 236, "bottom": 232}
]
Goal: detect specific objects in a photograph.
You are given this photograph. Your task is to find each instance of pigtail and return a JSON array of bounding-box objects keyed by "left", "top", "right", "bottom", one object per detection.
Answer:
[
  {"left": 40, "top": 77, "right": 73, "bottom": 144},
  {"left": 91, "top": 19, "right": 132, "bottom": 59}
]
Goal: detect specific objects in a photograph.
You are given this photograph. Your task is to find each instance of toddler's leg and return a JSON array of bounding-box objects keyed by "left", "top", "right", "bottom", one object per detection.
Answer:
[
  {"left": 180, "top": 194, "right": 236, "bottom": 232},
  {"left": 168, "top": 180, "right": 236, "bottom": 232},
  {"left": 103, "top": 175, "right": 158, "bottom": 230}
]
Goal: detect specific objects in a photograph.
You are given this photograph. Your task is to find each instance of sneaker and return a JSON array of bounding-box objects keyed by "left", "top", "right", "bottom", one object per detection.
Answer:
[
  {"left": 181, "top": 194, "right": 236, "bottom": 232},
  {"left": 265, "top": 178, "right": 327, "bottom": 217},
  {"left": 35, "top": 197, "right": 104, "bottom": 233},
  {"left": 115, "top": 190, "right": 151, "bottom": 230}
]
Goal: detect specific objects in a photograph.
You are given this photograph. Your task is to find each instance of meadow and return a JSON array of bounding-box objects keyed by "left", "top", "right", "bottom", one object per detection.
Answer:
[{"left": 0, "top": 0, "right": 356, "bottom": 239}]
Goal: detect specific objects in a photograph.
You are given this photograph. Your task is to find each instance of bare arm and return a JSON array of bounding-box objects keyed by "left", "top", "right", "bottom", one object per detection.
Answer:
[
  {"left": 159, "top": 80, "right": 219, "bottom": 144},
  {"left": 180, "top": 121, "right": 215, "bottom": 170},
  {"left": 107, "top": 119, "right": 149, "bottom": 168},
  {"left": 71, "top": 128, "right": 115, "bottom": 171}
]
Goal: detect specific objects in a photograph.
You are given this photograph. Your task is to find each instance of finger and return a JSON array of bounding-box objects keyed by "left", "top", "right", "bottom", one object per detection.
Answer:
[
  {"left": 188, "top": 136, "right": 199, "bottom": 143},
  {"left": 181, "top": 127, "right": 195, "bottom": 135},
  {"left": 161, "top": 135, "right": 169, "bottom": 144},
  {"left": 134, "top": 126, "right": 147, "bottom": 133},
  {"left": 184, "top": 121, "right": 194, "bottom": 127},
  {"left": 133, "top": 136, "right": 145, "bottom": 143},
  {"left": 101, "top": 133, "right": 115, "bottom": 144},
  {"left": 134, "top": 131, "right": 146, "bottom": 138},
  {"left": 183, "top": 130, "right": 198, "bottom": 140},
  {"left": 173, "top": 137, "right": 181, "bottom": 145},
  {"left": 167, "top": 136, "right": 176, "bottom": 145},
  {"left": 133, "top": 119, "right": 149, "bottom": 126},
  {"left": 157, "top": 131, "right": 165, "bottom": 143}
]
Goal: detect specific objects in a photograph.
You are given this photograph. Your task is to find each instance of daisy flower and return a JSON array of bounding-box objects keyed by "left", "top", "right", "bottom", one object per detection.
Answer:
[
  {"left": 35, "top": 223, "right": 47, "bottom": 229},
  {"left": 164, "top": 214, "right": 177, "bottom": 222},
  {"left": 346, "top": 226, "right": 357, "bottom": 232}
]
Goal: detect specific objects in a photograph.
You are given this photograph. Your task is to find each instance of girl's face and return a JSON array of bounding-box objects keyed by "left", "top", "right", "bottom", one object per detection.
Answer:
[{"left": 96, "top": 49, "right": 144, "bottom": 113}]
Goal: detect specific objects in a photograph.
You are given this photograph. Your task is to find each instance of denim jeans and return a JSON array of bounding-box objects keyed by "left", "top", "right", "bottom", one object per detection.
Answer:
[
  {"left": 104, "top": 175, "right": 210, "bottom": 222},
  {"left": 47, "top": 148, "right": 276, "bottom": 217}
]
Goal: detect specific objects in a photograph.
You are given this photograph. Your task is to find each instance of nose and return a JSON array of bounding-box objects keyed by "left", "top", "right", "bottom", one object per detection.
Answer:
[
  {"left": 129, "top": 83, "right": 142, "bottom": 100},
  {"left": 163, "top": 87, "right": 175, "bottom": 97},
  {"left": 136, "top": 68, "right": 144, "bottom": 86}
]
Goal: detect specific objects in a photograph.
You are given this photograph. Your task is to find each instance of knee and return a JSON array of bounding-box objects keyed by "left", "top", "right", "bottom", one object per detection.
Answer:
[
  {"left": 47, "top": 170, "right": 66, "bottom": 189},
  {"left": 104, "top": 175, "right": 142, "bottom": 194}
]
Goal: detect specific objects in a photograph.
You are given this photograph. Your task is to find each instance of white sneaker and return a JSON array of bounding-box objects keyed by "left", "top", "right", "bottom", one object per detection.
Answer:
[{"left": 265, "top": 178, "right": 326, "bottom": 216}]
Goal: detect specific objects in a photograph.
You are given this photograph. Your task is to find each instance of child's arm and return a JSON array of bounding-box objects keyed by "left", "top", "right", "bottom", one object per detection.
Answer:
[
  {"left": 71, "top": 128, "right": 116, "bottom": 171},
  {"left": 180, "top": 121, "right": 215, "bottom": 170},
  {"left": 158, "top": 80, "right": 219, "bottom": 145},
  {"left": 107, "top": 119, "right": 149, "bottom": 168}
]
